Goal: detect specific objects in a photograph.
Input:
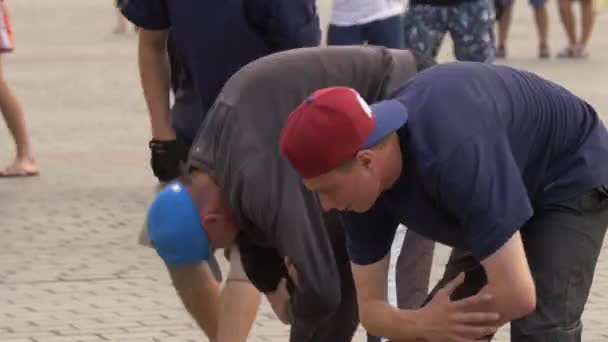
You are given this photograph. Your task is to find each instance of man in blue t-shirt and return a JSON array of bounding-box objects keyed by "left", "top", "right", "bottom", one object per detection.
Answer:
[
  {"left": 122, "top": 0, "right": 320, "bottom": 340},
  {"left": 281, "top": 62, "right": 608, "bottom": 341}
]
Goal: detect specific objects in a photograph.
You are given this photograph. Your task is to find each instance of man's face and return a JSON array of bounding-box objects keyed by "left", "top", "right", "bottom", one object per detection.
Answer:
[{"left": 303, "top": 158, "right": 383, "bottom": 213}]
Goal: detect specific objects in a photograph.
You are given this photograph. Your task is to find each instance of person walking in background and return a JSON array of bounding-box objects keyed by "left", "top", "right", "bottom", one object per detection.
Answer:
[
  {"left": 495, "top": 0, "right": 550, "bottom": 59},
  {"left": 556, "top": 0, "right": 595, "bottom": 58},
  {"left": 0, "top": 0, "right": 38, "bottom": 178},
  {"left": 327, "top": 0, "right": 405, "bottom": 49}
]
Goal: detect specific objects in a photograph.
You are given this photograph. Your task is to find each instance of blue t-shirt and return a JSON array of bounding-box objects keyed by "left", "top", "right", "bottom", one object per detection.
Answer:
[
  {"left": 122, "top": 0, "right": 320, "bottom": 141},
  {"left": 343, "top": 62, "right": 608, "bottom": 265}
]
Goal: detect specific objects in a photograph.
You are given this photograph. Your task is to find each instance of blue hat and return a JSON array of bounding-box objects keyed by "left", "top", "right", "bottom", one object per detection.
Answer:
[
  {"left": 363, "top": 99, "right": 408, "bottom": 148},
  {"left": 146, "top": 181, "right": 210, "bottom": 265}
]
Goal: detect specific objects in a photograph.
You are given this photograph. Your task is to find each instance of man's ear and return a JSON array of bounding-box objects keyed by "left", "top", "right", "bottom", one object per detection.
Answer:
[
  {"left": 201, "top": 213, "right": 220, "bottom": 230},
  {"left": 355, "top": 149, "right": 374, "bottom": 169}
]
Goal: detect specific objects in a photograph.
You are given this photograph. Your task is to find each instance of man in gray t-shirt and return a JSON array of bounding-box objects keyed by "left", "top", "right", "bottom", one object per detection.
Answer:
[{"left": 146, "top": 46, "right": 435, "bottom": 341}]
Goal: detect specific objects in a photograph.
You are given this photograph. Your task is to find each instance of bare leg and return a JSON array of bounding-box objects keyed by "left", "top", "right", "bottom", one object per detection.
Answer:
[
  {"left": 396, "top": 229, "right": 435, "bottom": 310},
  {"left": 579, "top": 0, "right": 595, "bottom": 50},
  {"left": 558, "top": 0, "right": 577, "bottom": 47},
  {"left": 497, "top": 2, "right": 514, "bottom": 56},
  {"left": 0, "top": 56, "right": 37, "bottom": 176},
  {"left": 533, "top": 4, "right": 550, "bottom": 57}
]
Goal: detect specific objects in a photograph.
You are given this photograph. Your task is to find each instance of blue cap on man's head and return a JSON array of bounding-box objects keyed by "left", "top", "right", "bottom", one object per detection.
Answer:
[{"left": 146, "top": 181, "right": 210, "bottom": 265}]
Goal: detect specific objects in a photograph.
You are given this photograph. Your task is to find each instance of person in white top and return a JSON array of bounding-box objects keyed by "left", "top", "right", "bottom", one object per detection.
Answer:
[{"left": 328, "top": 0, "right": 406, "bottom": 48}]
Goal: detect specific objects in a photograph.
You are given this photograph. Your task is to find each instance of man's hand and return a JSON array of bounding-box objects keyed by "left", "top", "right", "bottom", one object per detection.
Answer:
[
  {"left": 149, "top": 138, "right": 189, "bottom": 182},
  {"left": 417, "top": 273, "right": 501, "bottom": 342},
  {"left": 265, "top": 278, "right": 291, "bottom": 324},
  {"left": 284, "top": 256, "right": 299, "bottom": 288}
]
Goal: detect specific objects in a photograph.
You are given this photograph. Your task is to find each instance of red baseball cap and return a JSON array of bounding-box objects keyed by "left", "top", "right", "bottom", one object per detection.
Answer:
[{"left": 280, "top": 87, "right": 408, "bottom": 178}]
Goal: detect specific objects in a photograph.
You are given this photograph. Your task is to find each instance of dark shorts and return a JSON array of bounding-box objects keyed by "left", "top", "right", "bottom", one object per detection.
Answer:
[
  {"left": 403, "top": 0, "right": 495, "bottom": 62},
  {"left": 427, "top": 185, "right": 608, "bottom": 341}
]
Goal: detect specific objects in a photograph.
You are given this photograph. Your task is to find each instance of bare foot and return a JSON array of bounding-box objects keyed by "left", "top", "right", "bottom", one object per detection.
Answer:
[{"left": 0, "top": 157, "right": 39, "bottom": 177}]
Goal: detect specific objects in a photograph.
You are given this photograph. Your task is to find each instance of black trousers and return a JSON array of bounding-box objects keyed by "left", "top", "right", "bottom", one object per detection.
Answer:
[{"left": 427, "top": 186, "right": 608, "bottom": 342}]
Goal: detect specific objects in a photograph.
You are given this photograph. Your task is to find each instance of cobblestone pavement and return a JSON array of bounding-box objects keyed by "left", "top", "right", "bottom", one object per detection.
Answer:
[{"left": 1, "top": 1, "right": 607, "bottom": 341}]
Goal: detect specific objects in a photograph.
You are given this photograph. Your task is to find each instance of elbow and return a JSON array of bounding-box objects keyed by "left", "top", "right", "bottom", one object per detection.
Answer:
[
  {"left": 514, "top": 287, "right": 537, "bottom": 318},
  {"left": 503, "top": 283, "right": 537, "bottom": 321}
]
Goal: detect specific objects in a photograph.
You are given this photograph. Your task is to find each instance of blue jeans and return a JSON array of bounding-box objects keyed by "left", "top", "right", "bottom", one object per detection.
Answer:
[{"left": 327, "top": 14, "right": 404, "bottom": 49}]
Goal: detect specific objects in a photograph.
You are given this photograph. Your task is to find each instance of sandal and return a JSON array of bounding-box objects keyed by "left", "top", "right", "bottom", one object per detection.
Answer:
[
  {"left": 573, "top": 45, "right": 589, "bottom": 59},
  {"left": 539, "top": 45, "right": 551, "bottom": 59},
  {"left": 557, "top": 46, "right": 577, "bottom": 58}
]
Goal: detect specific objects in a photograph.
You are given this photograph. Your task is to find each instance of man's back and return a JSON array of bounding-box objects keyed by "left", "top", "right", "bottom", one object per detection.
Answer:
[
  {"left": 197, "top": 46, "right": 409, "bottom": 176},
  {"left": 399, "top": 62, "right": 608, "bottom": 206}
]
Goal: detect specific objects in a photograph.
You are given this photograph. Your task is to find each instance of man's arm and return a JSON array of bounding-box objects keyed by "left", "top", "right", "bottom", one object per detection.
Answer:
[
  {"left": 137, "top": 28, "right": 174, "bottom": 140},
  {"left": 168, "top": 263, "right": 221, "bottom": 340},
  {"left": 341, "top": 204, "right": 500, "bottom": 341},
  {"left": 428, "top": 128, "right": 537, "bottom": 326},
  {"left": 352, "top": 256, "right": 501, "bottom": 341},
  {"left": 217, "top": 245, "right": 261, "bottom": 342},
  {"left": 478, "top": 231, "right": 536, "bottom": 324},
  {"left": 121, "top": 0, "right": 174, "bottom": 140},
  {"left": 168, "top": 250, "right": 262, "bottom": 342}
]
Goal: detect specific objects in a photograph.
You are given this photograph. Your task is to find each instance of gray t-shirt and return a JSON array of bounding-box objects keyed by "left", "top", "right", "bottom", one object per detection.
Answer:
[{"left": 189, "top": 46, "right": 422, "bottom": 331}]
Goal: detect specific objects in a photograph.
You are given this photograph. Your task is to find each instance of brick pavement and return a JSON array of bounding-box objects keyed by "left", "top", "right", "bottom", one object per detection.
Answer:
[{"left": 0, "top": 1, "right": 607, "bottom": 341}]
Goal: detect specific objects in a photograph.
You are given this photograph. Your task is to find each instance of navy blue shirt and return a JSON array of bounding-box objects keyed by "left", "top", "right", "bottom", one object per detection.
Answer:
[
  {"left": 122, "top": 0, "right": 320, "bottom": 141},
  {"left": 343, "top": 62, "right": 608, "bottom": 265}
]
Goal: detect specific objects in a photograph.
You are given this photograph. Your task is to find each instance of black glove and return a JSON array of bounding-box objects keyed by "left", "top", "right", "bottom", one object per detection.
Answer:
[{"left": 148, "top": 139, "right": 189, "bottom": 183}]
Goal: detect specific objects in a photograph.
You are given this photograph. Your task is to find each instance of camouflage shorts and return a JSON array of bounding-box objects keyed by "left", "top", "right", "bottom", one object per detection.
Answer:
[{"left": 403, "top": 0, "right": 495, "bottom": 62}]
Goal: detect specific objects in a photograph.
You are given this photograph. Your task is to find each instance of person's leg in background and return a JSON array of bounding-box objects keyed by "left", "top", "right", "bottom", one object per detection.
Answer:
[
  {"left": 557, "top": 0, "right": 577, "bottom": 56},
  {"left": 557, "top": 0, "right": 594, "bottom": 58},
  {"left": 578, "top": 0, "right": 595, "bottom": 56},
  {"left": 364, "top": 14, "right": 405, "bottom": 49},
  {"left": 403, "top": 5, "right": 448, "bottom": 59},
  {"left": 396, "top": 230, "right": 435, "bottom": 309},
  {"left": 531, "top": 0, "right": 551, "bottom": 58},
  {"left": 510, "top": 187, "right": 608, "bottom": 341},
  {"left": 449, "top": 0, "right": 496, "bottom": 62},
  {"left": 495, "top": 0, "right": 514, "bottom": 58},
  {"left": 0, "top": 54, "right": 38, "bottom": 177},
  {"left": 326, "top": 24, "right": 365, "bottom": 45}
]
